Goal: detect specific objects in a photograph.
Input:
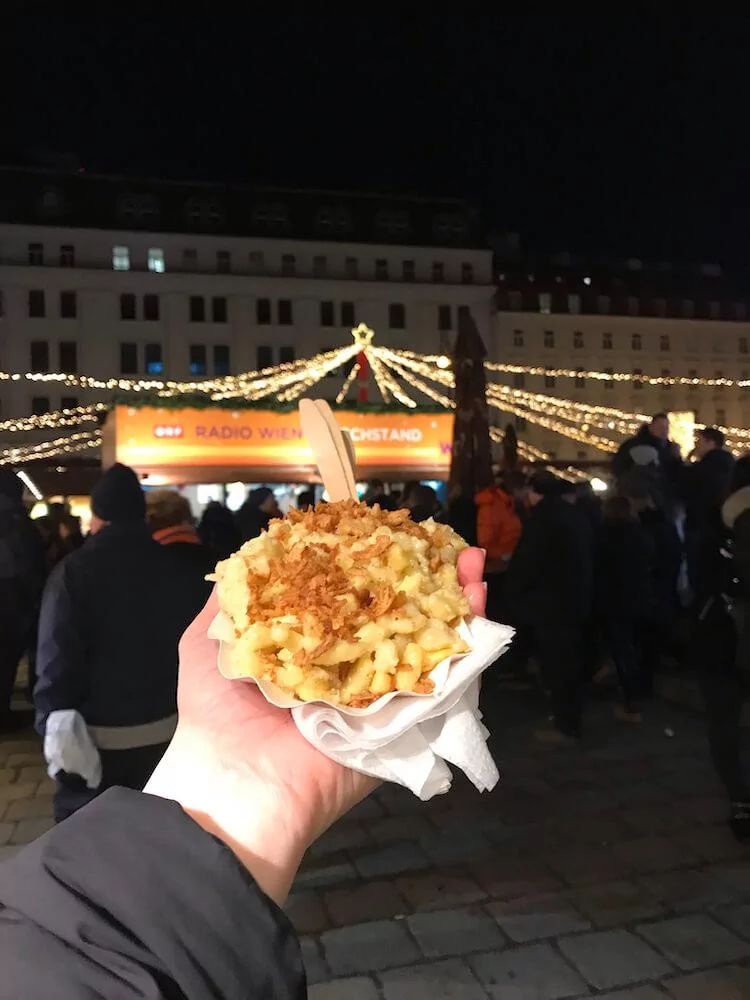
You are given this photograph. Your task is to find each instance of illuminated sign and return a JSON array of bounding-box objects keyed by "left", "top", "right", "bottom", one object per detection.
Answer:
[{"left": 111, "top": 406, "right": 454, "bottom": 473}]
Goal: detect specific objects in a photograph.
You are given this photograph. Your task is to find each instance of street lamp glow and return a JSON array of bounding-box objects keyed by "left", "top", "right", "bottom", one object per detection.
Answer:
[
  {"left": 590, "top": 477, "right": 608, "bottom": 492},
  {"left": 436, "top": 356, "right": 451, "bottom": 369}
]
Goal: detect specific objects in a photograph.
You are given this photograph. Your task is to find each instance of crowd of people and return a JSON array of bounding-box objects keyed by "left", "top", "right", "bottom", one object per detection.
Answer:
[{"left": 1, "top": 412, "right": 750, "bottom": 838}]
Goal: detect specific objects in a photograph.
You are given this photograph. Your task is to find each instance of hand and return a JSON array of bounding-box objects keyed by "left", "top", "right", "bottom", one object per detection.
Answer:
[{"left": 146, "top": 547, "right": 486, "bottom": 903}]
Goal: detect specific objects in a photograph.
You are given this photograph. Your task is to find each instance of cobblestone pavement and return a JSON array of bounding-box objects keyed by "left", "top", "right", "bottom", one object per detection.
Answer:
[{"left": 4, "top": 685, "right": 750, "bottom": 998}]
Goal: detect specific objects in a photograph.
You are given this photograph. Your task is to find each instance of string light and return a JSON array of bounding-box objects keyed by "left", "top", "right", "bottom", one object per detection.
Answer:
[
  {"left": 0, "top": 431, "right": 103, "bottom": 466},
  {"left": 484, "top": 361, "right": 744, "bottom": 389},
  {"left": 0, "top": 403, "right": 109, "bottom": 434},
  {"left": 335, "top": 363, "right": 361, "bottom": 405}
]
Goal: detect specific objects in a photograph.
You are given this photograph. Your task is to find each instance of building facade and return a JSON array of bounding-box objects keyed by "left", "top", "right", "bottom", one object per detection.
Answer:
[
  {"left": 0, "top": 167, "right": 493, "bottom": 449},
  {"left": 491, "top": 257, "right": 750, "bottom": 461}
]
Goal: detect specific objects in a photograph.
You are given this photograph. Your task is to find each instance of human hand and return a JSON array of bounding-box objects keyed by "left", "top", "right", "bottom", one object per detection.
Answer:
[{"left": 146, "top": 547, "right": 486, "bottom": 903}]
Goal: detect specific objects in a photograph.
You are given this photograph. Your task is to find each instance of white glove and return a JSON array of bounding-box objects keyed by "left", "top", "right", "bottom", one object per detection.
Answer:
[{"left": 43, "top": 709, "right": 102, "bottom": 790}]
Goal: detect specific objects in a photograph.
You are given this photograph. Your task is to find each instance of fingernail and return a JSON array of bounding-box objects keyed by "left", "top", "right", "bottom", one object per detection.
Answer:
[
  {"left": 479, "top": 548, "right": 487, "bottom": 558},
  {"left": 482, "top": 582, "right": 488, "bottom": 594}
]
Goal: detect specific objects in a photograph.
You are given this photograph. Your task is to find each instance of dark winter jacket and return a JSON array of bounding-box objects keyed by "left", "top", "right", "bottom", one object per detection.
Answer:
[
  {"left": 34, "top": 522, "right": 200, "bottom": 732},
  {"left": 152, "top": 525, "right": 215, "bottom": 614},
  {"left": 716, "top": 486, "right": 750, "bottom": 671},
  {"left": 235, "top": 503, "right": 271, "bottom": 543},
  {"left": 504, "top": 495, "right": 593, "bottom": 625},
  {"left": 594, "top": 518, "right": 655, "bottom": 619},
  {"left": 683, "top": 448, "right": 736, "bottom": 533},
  {"left": 638, "top": 506, "right": 683, "bottom": 615},
  {"left": 613, "top": 426, "right": 683, "bottom": 508},
  {"left": 0, "top": 493, "right": 45, "bottom": 637},
  {"left": 0, "top": 788, "right": 305, "bottom": 999},
  {"left": 198, "top": 502, "right": 242, "bottom": 561}
]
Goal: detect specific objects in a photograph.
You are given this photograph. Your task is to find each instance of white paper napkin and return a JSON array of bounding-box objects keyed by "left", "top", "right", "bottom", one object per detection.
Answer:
[
  {"left": 292, "top": 617, "right": 514, "bottom": 799},
  {"left": 210, "top": 611, "right": 514, "bottom": 801}
]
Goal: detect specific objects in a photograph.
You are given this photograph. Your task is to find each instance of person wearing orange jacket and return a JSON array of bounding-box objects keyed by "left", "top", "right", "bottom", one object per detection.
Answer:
[{"left": 475, "top": 474, "right": 523, "bottom": 622}]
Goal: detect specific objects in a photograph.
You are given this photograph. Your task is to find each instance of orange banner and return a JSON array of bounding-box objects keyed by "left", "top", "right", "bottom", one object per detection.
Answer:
[{"left": 112, "top": 406, "right": 454, "bottom": 472}]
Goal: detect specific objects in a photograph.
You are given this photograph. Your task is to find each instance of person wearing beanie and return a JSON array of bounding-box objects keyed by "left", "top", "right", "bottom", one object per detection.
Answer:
[
  {"left": 0, "top": 469, "right": 45, "bottom": 731},
  {"left": 503, "top": 471, "right": 593, "bottom": 742},
  {"left": 235, "top": 485, "right": 281, "bottom": 542},
  {"left": 34, "top": 463, "right": 204, "bottom": 822}
]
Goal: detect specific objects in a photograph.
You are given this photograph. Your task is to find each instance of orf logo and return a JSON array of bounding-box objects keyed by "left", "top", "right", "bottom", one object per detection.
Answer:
[{"left": 154, "top": 425, "right": 184, "bottom": 439}]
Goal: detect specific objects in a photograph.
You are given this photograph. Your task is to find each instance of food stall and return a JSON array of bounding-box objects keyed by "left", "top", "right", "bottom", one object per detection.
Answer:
[{"left": 102, "top": 404, "right": 454, "bottom": 489}]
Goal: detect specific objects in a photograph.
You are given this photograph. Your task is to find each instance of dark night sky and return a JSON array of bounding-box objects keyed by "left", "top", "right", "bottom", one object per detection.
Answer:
[{"left": 2, "top": 15, "right": 749, "bottom": 266}]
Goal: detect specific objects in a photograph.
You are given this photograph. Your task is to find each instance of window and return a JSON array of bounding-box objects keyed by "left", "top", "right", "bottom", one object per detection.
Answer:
[
  {"left": 544, "top": 373, "right": 556, "bottom": 388},
  {"left": 61, "top": 396, "right": 78, "bottom": 410},
  {"left": 575, "top": 368, "right": 585, "bottom": 388},
  {"left": 279, "top": 346, "right": 295, "bottom": 365},
  {"left": 602, "top": 332, "right": 613, "bottom": 350},
  {"left": 717, "top": 408, "right": 726, "bottom": 425},
  {"left": 461, "top": 262, "right": 474, "bottom": 285},
  {"left": 213, "top": 345, "right": 230, "bottom": 376},
  {"left": 320, "top": 301, "right": 335, "bottom": 327},
  {"left": 281, "top": 254, "right": 296, "bottom": 277},
  {"left": 538, "top": 293, "right": 551, "bottom": 314},
  {"left": 313, "top": 255, "right": 327, "bottom": 277},
  {"left": 661, "top": 368, "right": 671, "bottom": 390},
  {"left": 513, "top": 329, "right": 524, "bottom": 347},
  {"left": 28, "top": 290, "right": 45, "bottom": 318},
  {"left": 402, "top": 260, "right": 415, "bottom": 282},
  {"left": 375, "top": 258, "right": 389, "bottom": 281},
  {"left": 189, "top": 345, "right": 207, "bottom": 376},
  {"left": 120, "top": 342, "right": 138, "bottom": 375},
  {"left": 573, "top": 330, "right": 583, "bottom": 349},
  {"left": 513, "top": 373, "right": 525, "bottom": 388},
  {"left": 515, "top": 416, "right": 528, "bottom": 431},
  {"left": 211, "top": 296, "right": 227, "bottom": 323},
  {"left": 256, "top": 298, "right": 271, "bottom": 324},
  {"left": 257, "top": 345, "right": 273, "bottom": 369},
  {"left": 60, "top": 291, "right": 77, "bottom": 319},
  {"left": 432, "top": 261, "right": 444, "bottom": 283},
  {"left": 183, "top": 248, "right": 198, "bottom": 269},
  {"left": 741, "top": 337, "right": 749, "bottom": 355},
  {"left": 345, "top": 256, "right": 359, "bottom": 279},
  {"left": 31, "top": 396, "right": 50, "bottom": 416},
  {"left": 633, "top": 368, "right": 643, "bottom": 390},
  {"left": 577, "top": 450, "right": 587, "bottom": 460},
  {"left": 249, "top": 251, "right": 264, "bottom": 274},
  {"left": 30, "top": 341, "right": 49, "bottom": 372},
  {"left": 631, "top": 333, "right": 642, "bottom": 350},
  {"left": 113, "top": 245, "right": 130, "bottom": 271},
  {"left": 145, "top": 343, "right": 163, "bottom": 375},
  {"left": 278, "top": 299, "right": 293, "bottom": 325},
  {"left": 147, "top": 248, "right": 165, "bottom": 273},
  {"left": 59, "top": 244, "right": 75, "bottom": 267},
  {"left": 598, "top": 295, "right": 611, "bottom": 315},
  {"left": 189, "top": 296, "right": 205, "bottom": 322},
  {"left": 389, "top": 303, "right": 406, "bottom": 329},
  {"left": 568, "top": 294, "right": 581, "bottom": 315},
  {"left": 604, "top": 367, "right": 614, "bottom": 389},
  {"left": 660, "top": 334, "right": 670, "bottom": 352},
  {"left": 216, "top": 250, "right": 231, "bottom": 274},
  {"left": 689, "top": 368, "right": 698, "bottom": 379},
  {"left": 28, "top": 243, "right": 43, "bottom": 265},
  {"left": 143, "top": 294, "right": 160, "bottom": 321},
  {"left": 716, "top": 370, "right": 725, "bottom": 392},
  {"left": 59, "top": 341, "right": 77, "bottom": 372},
  {"left": 341, "top": 301, "right": 355, "bottom": 327},
  {"left": 438, "top": 305, "right": 452, "bottom": 331},
  {"left": 544, "top": 330, "right": 555, "bottom": 348},
  {"left": 627, "top": 296, "right": 639, "bottom": 317},
  {"left": 120, "top": 293, "right": 137, "bottom": 321}
]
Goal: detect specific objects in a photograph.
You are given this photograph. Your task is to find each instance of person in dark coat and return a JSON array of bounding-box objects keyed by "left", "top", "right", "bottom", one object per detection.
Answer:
[
  {"left": 0, "top": 469, "right": 45, "bottom": 732},
  {"left": 0, "top": 542, "right": 489, "bottom": 997},
  {"left": 235, "top": 486, "right": 280, "bottom": 542},
  {"left": 197, "top": 500, "right": 242, "bottom": 562},
  {"left": 683, "top": 426, "right": 736, "bottom": 606},
  {"left": 503, "top": 471, "right": 593, "bottom": 740},
  {"left": 145, "top": 489, "right": 214, "bottom": 614},
  {"left": 595, "top": 495, "right": 656, "bottom": 720},
  {"left": 34, "top": 463, "right": 202, "bottom": 823},
  {"left": 613, "top": 413, "right": 683, "bottom": 510}
]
